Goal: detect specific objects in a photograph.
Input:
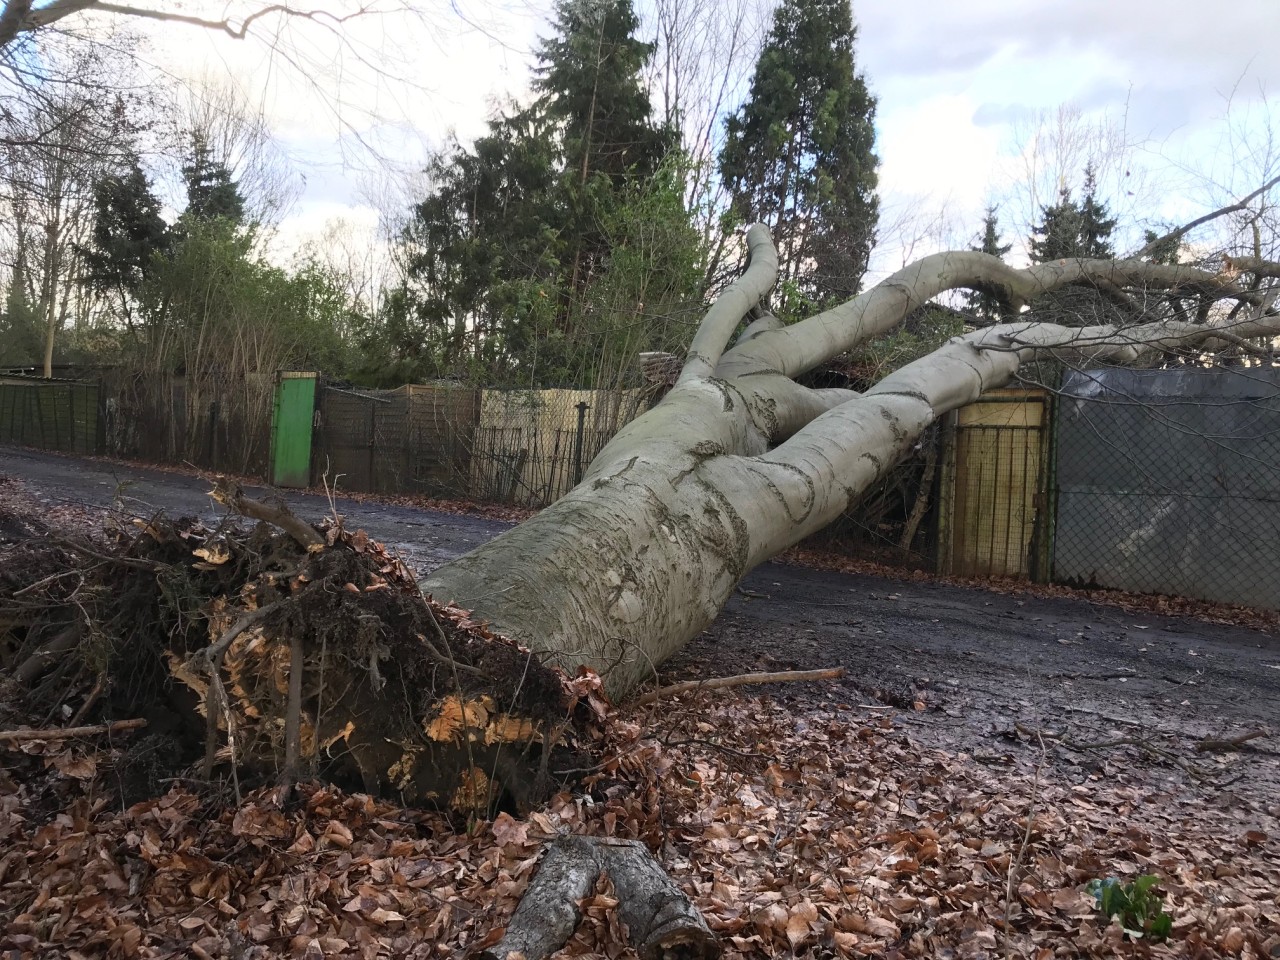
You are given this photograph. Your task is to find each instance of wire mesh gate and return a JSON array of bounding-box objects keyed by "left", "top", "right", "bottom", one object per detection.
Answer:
[{"left": 937, "top": 389, "right": 1053, "bottom": 580}]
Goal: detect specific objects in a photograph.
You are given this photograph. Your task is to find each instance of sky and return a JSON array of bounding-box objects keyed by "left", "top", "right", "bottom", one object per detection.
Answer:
[{"left": 122, "top": 0, "right": 1280, "bottom": 280}]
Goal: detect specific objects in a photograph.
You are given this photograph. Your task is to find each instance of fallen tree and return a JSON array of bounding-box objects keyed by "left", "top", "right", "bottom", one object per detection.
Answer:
[
  {"left": 421, "top": 219, "right": 1280, "bottom": 703},
  {"left": 4, "top": 197, "right": 1278, "bottom": 958}
]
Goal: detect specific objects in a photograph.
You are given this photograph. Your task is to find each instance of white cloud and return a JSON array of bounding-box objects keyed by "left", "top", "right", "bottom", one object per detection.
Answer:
[{"left": 111, "top": 0, "right": 1280, "bottom": 271}]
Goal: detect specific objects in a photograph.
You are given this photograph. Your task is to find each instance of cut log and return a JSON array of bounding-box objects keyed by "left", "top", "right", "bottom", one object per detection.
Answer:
[{"left": 480, "top": 835, "right": 719, "bottom": 960}]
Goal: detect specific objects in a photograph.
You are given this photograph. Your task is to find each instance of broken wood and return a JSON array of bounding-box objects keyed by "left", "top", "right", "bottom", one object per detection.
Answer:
[
  {"left": 0, "top": 718, "right": 147, "bottom": 743},
  {"left": 210, "top": 477, "right": 324, "bottom": 548},
  {"left": 631, "top": 667, "right": 846, "bottom": 708},
  {"left": 1195, "top": 728, "right": 1270, "bottom": 753},
  {"left": 479, "top": 835, "right": 719, "bottom": 960}
]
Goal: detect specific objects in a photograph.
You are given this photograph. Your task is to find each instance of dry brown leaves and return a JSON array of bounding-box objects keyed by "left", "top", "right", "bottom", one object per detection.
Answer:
[
  {"left": 0, "top": 473, "right": 103, "bottom": 546},
  {"left": 2, "top": 688, "right": 1277, "bottom": 959}
]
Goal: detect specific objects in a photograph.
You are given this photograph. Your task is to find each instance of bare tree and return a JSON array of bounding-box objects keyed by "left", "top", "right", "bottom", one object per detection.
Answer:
[
  {"left": 0, "top": 42, "right": 142, "bottom": 374},
  {"left": 642, "top": 0, "right": 770, "bottom": 292}
]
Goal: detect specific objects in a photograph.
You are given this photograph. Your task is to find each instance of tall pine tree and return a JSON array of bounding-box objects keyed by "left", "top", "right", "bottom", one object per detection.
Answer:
[
  {"left": 1029, "top": 165, "right": 1115, "bottom": 263},
  {"left": 1028, "top": 165, "right": 1119, "bottom": 327},
  {"left": 963, "top": 205, "right": 1012, "bottom": 324},
  {"left": 399, "top": 0, "right": 688, "bottom": 385},
  {"left": 79, "top": 152, "right": 170, "bottom": 318},
  {"left": 1078, "top": 163, "right": 1116, "bottom": 259},
  {"left": 719, "top": 0, "right": 878, "bottom": 307},
  {"left": 182, "top": 133, "right": 246, "bottom": 225}
]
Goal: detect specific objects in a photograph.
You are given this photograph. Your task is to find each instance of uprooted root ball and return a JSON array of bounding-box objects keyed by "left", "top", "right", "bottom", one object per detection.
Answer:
[{"left": 1, "top": 498, "right": 609, "bottom": 814}]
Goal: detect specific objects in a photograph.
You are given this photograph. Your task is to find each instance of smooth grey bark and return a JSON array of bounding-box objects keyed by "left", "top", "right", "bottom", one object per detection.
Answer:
[
  {"left": 422, "top": 228, "right": 1280, "bottom": 701},
  {"left": 479, "top": 835, "right": 718, "bottom": 960}
]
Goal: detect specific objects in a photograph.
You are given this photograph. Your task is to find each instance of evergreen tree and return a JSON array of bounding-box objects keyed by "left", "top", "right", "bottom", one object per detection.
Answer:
[
  {"left": 1028, "top": 167, "right": 1120, "bottom": 327},
  {"left": 718, "top": 0, "right": 878, "bottom": 306},
  {"left": 79, "top": 153, "right": 170, "bottom": 309},
  {"left": 1078, "top": 163, "right": 1116, "bottom": 259},
  {"left": 534, "top": 0, "right": 675, "bottom": 306},
  {"left": 397, "top": 0, "right": 692, "bottom": 386},
  {"left": 1029, "top": 166, "right": 1115, "bottom": 263},
  {"left": 534, "top": 0, "right": 669, "bottom": 186},
  {"left": 963, "top": 205, "right": 1012, "bottom": 324},
  {"left": 182, "top": 133, "right": 246, "bottom": 225},
  {"left": 0, "top": 263, "right": 43, "bottom": 365},
  {"left": 1028, "top": 185, "right": 1084, "bottom": 263}
]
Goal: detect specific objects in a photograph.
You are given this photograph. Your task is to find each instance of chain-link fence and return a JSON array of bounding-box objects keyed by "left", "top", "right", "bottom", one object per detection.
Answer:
[
  {"left": 5, "top": 365, "right": 1279, "bottom": 611},
  {"left": 1054, "top": 366, "right": 1280, "bottom": 609}
]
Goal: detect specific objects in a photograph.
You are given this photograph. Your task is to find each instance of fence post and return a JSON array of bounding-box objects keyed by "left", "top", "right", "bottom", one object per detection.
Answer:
[
  {"left": 208, "top": 399, "right": 221, "bottom": 468},
  {"left": 572, "top": 400, "right": 590, "bottom": 484}
]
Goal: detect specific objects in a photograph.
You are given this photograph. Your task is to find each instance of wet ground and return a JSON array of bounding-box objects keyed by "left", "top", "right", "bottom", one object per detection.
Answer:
[{"left": 3, "top": 444, "right": 1277, "bottom": 812}]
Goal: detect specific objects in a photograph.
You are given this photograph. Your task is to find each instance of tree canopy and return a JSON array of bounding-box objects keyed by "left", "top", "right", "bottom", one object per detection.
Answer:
[{"left": 718, "top": 0, "right": 879, "bottom": 310}]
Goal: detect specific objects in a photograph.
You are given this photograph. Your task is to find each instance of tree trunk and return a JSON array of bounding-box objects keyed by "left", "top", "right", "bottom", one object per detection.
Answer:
[{"left": 424, "top": 224, "right": 1280, "bottom": 702}]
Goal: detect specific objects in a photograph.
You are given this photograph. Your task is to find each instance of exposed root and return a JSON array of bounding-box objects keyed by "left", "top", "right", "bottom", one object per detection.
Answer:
[{"left": 0, "top": 488, "right": 609, "bottom": 813}]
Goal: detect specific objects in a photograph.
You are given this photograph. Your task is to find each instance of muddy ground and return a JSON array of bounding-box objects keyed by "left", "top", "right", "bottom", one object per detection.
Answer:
[{"left": 3, "top": 444, "right": 1277, "bottom": 817}]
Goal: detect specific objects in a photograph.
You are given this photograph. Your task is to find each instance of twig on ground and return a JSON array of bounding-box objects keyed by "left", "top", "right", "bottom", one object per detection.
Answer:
[
  {"left": 1195, "top": 728, "right": 1269, "bottom": 753},
  {"left": 0, "top": 718, "right": 147, "bottom": 742},
  {"left": 631, "top": 667, "right": 845, "bottom": 708},
  {"left": 1004, "top": 731, "right": 1046, "bottom": 959}
]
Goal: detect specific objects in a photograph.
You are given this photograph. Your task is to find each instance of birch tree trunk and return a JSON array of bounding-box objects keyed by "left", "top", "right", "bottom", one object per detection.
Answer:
[{"left": 423, "top": 225, "right": 1280, "bottom": 702}]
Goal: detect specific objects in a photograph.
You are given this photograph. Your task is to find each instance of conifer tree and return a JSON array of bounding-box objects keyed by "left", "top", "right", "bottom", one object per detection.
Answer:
[
  {"left": 1029, "top": 185, "right": 1083, "bottom": 263},
  {"left": 80, "top": 153, "right": 170, "bottom": 312},
  {"left": 963, "top": 205, "right": 1012, "bottom": 324},
  {"left": 1027, "top": 166, "right": 1119, "bottom": 326},
  {"left": 718, "top": 0, "right": 878, "bottom": 306},
  {"left": 182, "top": 134, "right": 246, "bottom": 225},
  {"left": 1078, "top": 163, "right": 1117, "bottom": 259},
  {"left": 399, "top": 0, "right": 694, "bottom": 385}
]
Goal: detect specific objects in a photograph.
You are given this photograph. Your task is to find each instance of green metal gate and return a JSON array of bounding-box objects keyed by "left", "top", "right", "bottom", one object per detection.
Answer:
[{"left": 269, "top": 372, "right": 317, "bottom": 487}]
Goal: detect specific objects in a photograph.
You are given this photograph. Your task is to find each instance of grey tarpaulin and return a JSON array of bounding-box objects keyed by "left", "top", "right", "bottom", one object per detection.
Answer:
[{"left": 1054, "top": 366, "right": 1280, "bottom": 609}]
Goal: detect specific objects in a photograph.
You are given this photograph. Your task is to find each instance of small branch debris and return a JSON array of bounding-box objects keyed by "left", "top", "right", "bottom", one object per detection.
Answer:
[
  {"left": 632, "top": 667, "right": 845, "bottom": 708},
  {"left": 0, "top": 718, "right": 147, "bottom": 743}
]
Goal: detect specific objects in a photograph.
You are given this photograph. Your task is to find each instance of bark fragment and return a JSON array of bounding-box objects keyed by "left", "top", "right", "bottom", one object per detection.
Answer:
[{"left": 480, "top": 835, "right": 719, "bottom": 960}]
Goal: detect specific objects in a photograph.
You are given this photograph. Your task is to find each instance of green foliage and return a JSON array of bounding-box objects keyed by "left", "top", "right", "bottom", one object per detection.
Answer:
[
  {"left": 79, "top": 153, "right": 170, "bottom": 304},
  {"left": 131, "top": 218, "right": 347, "bottom": 375},
  {"left": 181, "top": 133, "right": 246, "bottom": 226},
  {"left": 535, "top": 0, "right": 671, "bottom": 185},
  {"left": 1027, "top": 163, "right": 1119, "bottom": 331},
  {"left": 1142, "top": 228, "right": 1180, "bottom": 265},
  {"left": 391, "top": 0, "right": 698, "bottom": 388},
  {"left": 1029, "top": 163, "right": 1116, "bottom": 264},
  {"left": 963, "top": 205, "right": 1012, "bottom": 324},
  {"left": 719, "top": 0, "right": 878, "bottom": 304},
  {"left": 0, "top": 271, "right": 43, "bottom": 366},
  {"left": 1087, "top": 876, "right": 1173, "bottom": 941}
]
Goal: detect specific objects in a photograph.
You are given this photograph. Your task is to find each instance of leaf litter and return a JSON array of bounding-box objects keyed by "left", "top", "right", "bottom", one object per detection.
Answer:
[
  {"left": 2, "top": 472, "right": 1278, "bottom": 958},
  {"left": 2, "top": 686, "right": 1277, "bottom": 958}
]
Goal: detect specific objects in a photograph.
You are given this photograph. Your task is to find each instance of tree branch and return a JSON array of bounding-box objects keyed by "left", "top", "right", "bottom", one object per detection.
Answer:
[
  {"left": 631, "top": 667, "right": 845, "bottom": 708},
  {"left": 209, "top": 477, "right": 324, "bottom": 548},
  {"left": 1129, "top": 175, "right": 1280, "bottom": 260},
  {"left": 4, "top": 0, "right": 373, "bottom": 49},
  {"left": 0, "top": 718, "right": 147, "bottom": 742},
  {"left": 678, "top": 224, "right": 777, "bottom": 385}
]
